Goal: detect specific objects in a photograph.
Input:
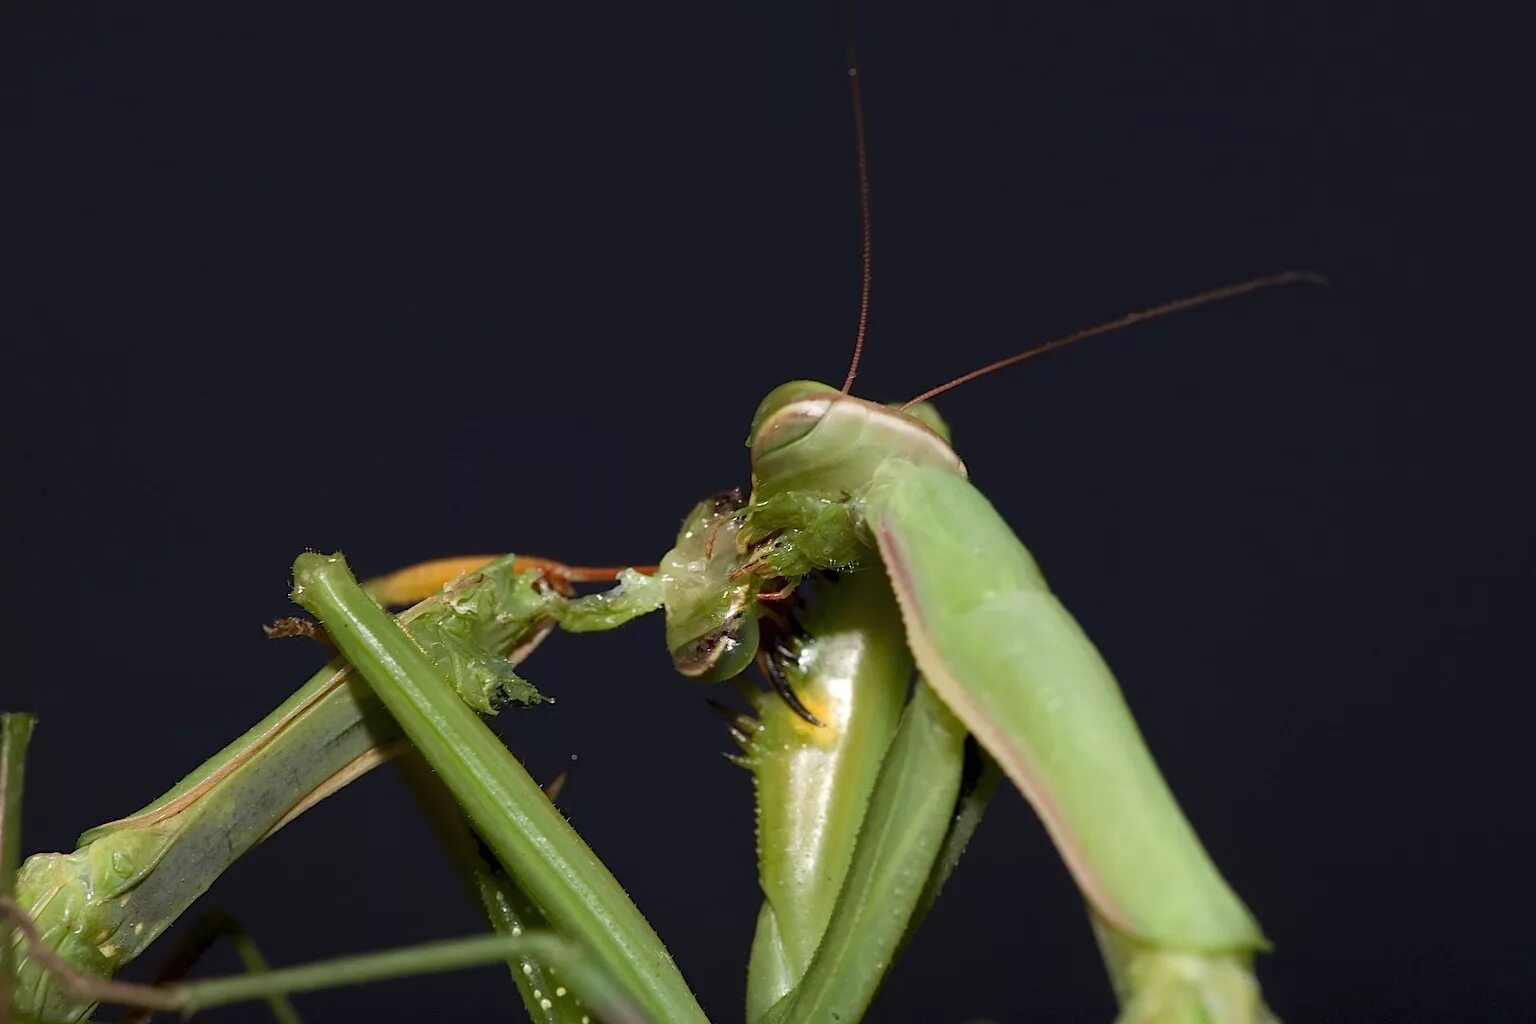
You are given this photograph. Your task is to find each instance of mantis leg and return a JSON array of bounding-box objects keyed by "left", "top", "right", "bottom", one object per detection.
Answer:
[
  {"left": 759, "top": 681, "right": 968, "bottom": 1024},
  {"left": 365, "top": 554, "right": 651, "bottom": 607},
  {"left": 743, "top": 570, "right": 913, "bottom": 1019},
  {"left": 3, "top": 896, "right": 640, "bottom": 1023},
  {"left": 738, "top": 571, "right": 998, "bottom": 1024}
]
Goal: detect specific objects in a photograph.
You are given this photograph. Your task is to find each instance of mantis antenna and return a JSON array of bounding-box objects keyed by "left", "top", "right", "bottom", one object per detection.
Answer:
[
  {"left": 839, "top": 0, "right": 874, "bottom": 395},
  {"left": 899, "top": 270, "right": 1330, "bottom": 410}
]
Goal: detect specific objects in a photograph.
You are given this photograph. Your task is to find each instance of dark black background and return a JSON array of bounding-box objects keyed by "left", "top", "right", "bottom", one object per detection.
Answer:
[{"left": 3, "top": 1, "right": 1531, "bottom": 1021}]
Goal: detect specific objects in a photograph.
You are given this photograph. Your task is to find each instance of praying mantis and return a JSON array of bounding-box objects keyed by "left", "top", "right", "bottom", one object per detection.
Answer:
[{"left": 1, "top": 9, "right": 1328, "bottom": 1024}]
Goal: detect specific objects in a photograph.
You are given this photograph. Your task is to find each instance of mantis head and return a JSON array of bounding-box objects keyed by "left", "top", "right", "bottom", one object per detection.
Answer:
[
  {"left": 658, "top": 382, "right": 963, "bottom": 688},
  {"left": 747, "top": 380, "right": 965, "bottom": 503}
]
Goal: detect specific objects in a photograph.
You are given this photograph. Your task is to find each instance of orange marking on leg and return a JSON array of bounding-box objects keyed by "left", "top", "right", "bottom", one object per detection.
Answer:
[{"left": 366, "top": 555, "right": 658, "bottom": 607}]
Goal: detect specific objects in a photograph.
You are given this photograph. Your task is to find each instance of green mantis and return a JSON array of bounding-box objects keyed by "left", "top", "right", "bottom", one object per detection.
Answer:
[
  {"left": 7, "top": 320, "right": 1304, "bottom": 1020},
  {"left": 4, "top": 365, "right": 1295, "bottom": 1023},
  {"left": 1, "top": 20, "right": 1315, "bottom": 1024}
]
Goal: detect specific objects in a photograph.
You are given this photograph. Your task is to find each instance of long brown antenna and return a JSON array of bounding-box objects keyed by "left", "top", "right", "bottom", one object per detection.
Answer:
[
  {"left": 899, "top": 270, "right": 1329, "bottom": 410},
  {"left": 839, "top": 1, "right": 874, "bottom": 394}
]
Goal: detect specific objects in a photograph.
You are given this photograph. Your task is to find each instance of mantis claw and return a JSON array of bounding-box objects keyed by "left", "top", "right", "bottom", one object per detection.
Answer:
[
  {"left": 705, "top": 698, "right": 759, "bottom": 747},
  {"left": 757, "top": 648, "right": 825, "bottom": 729}
]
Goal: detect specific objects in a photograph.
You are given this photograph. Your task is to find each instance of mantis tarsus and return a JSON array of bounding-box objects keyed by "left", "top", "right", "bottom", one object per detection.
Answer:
[{"left": 2, "top": 14, "right": 1324, "bottom": 1024}]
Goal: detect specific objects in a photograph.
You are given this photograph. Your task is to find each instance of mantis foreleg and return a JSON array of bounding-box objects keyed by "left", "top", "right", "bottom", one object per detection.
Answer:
[
  {"left": 760, "top": 681, "right": 967, "bottom": 1024},
  {"left": 742, "top": 569, "right": 912, "bottom": 1019}
]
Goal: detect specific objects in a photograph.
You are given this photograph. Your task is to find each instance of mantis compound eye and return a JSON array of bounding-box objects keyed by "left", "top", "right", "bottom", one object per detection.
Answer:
[
  {"left": 746, "top": 380, "right": 841, "bottom": 460},
  {"left": 671, "top": 610, "right": 761, "bottom": 682}
]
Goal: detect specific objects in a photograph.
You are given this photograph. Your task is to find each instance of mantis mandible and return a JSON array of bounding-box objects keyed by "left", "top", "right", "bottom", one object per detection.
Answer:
[{"left": 2, "top": 16, "right": 1323, "bottom": 1024}]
